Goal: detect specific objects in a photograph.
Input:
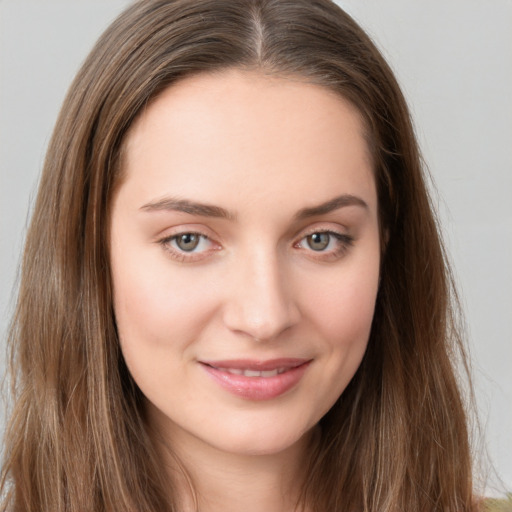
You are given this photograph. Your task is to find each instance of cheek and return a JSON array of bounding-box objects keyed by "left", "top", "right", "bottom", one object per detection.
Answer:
[
  {"left": 297, "top": 251, "right": 380, "bottom": 395},
  {"left": 110, "top": 243, "right": 217, "bottom": 358},
  {"left": 304, "top": 257, "right": 379, "bottom": 344},
  {"left": 110, "top": 257, "right": 222, "bottom": 405}
]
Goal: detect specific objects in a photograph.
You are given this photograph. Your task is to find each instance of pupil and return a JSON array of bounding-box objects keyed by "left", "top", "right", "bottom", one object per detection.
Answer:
[
  {"left": 308, "top": 233, "right": 329, "bottom": 251},
  {"left": 177, "top": 233, "right": 199, "bottom": 251}
]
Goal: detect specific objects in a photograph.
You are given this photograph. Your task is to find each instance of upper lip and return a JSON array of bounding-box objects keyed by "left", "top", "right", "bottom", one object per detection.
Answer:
[{"left": 199, "top": 358, "right": 310, "bottom": 371}]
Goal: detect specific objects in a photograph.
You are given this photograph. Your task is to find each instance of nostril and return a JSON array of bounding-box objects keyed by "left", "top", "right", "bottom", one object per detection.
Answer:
[
  {"left": 223, "top": 302, "right": 300, "bottom": 342},
  {"left": 221, "top": 256, "right": 300, "bottom": 341}
]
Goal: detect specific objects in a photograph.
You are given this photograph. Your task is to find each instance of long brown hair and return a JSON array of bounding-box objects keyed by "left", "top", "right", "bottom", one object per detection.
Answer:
[{"left": 1, "top": 1, "right": 477, "bottom": 510}]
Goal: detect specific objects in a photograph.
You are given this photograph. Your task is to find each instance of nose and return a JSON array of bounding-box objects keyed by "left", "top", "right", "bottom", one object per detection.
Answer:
[{"left": 222, "top": 251, "right": 300, "bottom": 342}]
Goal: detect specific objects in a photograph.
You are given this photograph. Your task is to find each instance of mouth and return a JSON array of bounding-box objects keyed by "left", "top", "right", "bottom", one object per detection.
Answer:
[
  {"left": 214, "top": 367, "right": 288, "bottom": 377},
  {"left": 198, "top": 358, "right": 311, "bottom": 400}
]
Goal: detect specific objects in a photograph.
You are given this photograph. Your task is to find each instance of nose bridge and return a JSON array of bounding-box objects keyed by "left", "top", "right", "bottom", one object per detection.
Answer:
[{"left": 223, "top": 246, "right": 298, "bottom": 341}]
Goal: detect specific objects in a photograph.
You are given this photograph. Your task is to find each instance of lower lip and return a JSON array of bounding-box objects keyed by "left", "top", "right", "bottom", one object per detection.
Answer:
[{"left": 200, "top": 361, "right": 311, "bottom": 401}]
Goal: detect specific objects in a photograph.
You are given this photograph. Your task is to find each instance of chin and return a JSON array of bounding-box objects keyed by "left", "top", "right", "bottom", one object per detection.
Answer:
[{"left": 206, "top": 420, "right": 315, "bottom": 458}]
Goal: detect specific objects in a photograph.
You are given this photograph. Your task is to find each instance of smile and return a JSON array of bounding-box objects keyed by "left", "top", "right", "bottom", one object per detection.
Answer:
[
  {"left": 216, "top": 367, "right": 287, "bottom": 377},
  {"left": 199, "top": 358, "right": 311, "bottom": 400}
]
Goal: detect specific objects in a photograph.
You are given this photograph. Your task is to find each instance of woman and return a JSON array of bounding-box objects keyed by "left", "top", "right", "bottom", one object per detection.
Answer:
[{"left": 0, "top": 0, "right": 478, "bottom": 510}]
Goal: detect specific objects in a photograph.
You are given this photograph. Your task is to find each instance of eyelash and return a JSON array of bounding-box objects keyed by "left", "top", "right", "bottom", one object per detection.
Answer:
[
  {"left": 158, "top": 229, "right": 354, "bottom": 262},
  {"left": 158, "top": 232, "right": 218, "bottom": 262},
  {"left": 294, "top": 229, "right": 354, "bottom": 261}
]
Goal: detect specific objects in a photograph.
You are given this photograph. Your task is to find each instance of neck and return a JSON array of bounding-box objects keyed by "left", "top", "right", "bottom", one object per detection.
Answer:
[{"left": 152, "top": 423, "right": 315, "bottom": 512}]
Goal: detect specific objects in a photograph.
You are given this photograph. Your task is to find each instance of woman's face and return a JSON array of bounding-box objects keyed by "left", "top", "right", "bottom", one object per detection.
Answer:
[{"left": 110, "top": 70, "right": 380, "bottom": 457}]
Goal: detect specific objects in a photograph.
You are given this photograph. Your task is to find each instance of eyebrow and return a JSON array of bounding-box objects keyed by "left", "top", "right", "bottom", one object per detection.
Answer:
[
  {"left": 140, "top": 197, "right": 235, "bottom": 219},
  {"left": 140, "top": 194, "right": 368, "bottom": 220},
  {"left": 294, "top": 194, "right": 368, "bottom": 220}
]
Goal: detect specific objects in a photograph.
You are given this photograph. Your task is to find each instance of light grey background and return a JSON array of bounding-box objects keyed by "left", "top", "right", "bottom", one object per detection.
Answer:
[{"left": 1, "top": 0, "right": 511, "bottom": 495}]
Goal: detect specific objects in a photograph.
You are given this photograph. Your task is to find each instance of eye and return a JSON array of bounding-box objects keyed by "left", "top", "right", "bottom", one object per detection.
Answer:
[
  {"left": 305, "top": 232, "right": 331, "bottom": 251},
  {"left": 173, "top": 233, "right": 204, "bottom": 252},
  {"left": 158, "top": 231, "right": 218, "bottom": 262},
  {"left": 295, "top": 230, "right": 354, "bottom": 260}
]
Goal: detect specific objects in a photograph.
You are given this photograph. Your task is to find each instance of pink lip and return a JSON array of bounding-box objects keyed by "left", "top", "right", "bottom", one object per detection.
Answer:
[{"left": 199, "top": 358, "right": 311, "bottom": 401}]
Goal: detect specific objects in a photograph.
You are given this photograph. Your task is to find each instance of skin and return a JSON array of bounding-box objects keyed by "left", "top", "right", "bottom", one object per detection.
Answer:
[{"left": 110, "top": 69, "right": 381, "bottom": 512}]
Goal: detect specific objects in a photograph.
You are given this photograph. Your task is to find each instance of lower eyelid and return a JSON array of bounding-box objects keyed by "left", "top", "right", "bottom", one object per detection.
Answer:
[
  {"left": 173, "top": 234, "right": 207, "bottom": 250},
  {"left": 159, "top": 229, "right": 352, "bottom": 262},
  {"left": 295, "top": 231, "right": 354, "bottom": 259},
  {"left": 332, "top": 233, "right": 354, "bottom": 244},
  {"left": 158, "top": 231, "right": 225, "bottom": 263}
]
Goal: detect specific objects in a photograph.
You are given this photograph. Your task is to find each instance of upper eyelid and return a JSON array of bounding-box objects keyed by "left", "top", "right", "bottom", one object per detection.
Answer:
[
  {"left": 292, "top": 218, "right": 351, "bottom": 234},
  {"left": 299, "top": 227, "right": 346, "bottom": 236},
  {"left": 163, "top": 230, "right": 209, "bottom": 240},
  {"left": 156, "top": 223, "right": 352, "bottom": 246},
  {"left": 155, "top": 224, "right": 218, "bottom": 242},
  {"left": 295, "top": 230, "right": 353, "bottom": 247},
  {"left": 158, "top": 232, "right": 219, "bottom": 262},
  {"left": 293, "top": 224, "right": 350, "bottom": 242},
  {"left": 161, "top": 232, "right": 217, "bottom": 250}
]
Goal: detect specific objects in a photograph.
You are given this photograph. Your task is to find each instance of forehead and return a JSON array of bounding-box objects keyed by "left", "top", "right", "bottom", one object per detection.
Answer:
[{"left": 118, "top": 69, "right": 376, "bottom": 217}]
